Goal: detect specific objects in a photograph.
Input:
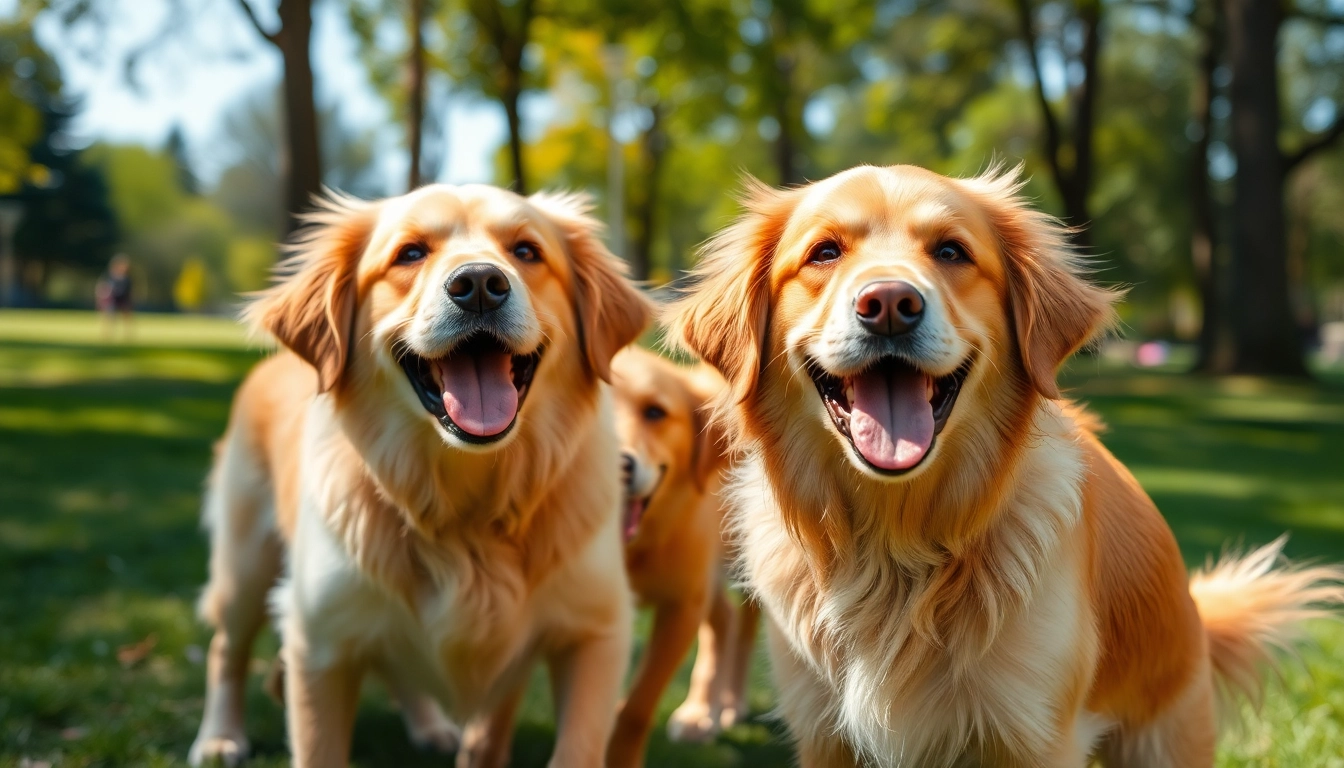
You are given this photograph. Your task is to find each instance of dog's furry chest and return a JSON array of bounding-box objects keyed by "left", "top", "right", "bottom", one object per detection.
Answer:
[
  {"left": 278, "top": 492, "right": 533, "bottom": 712},
  {"left": 730, "top": 427, "right": 1100, "bottom": 765},
  {"left": 805, "top": 551, "right": 1093, "bottom": 765},
  {"left": 279, "top": 440, "right": 627, "bottom": 721}
]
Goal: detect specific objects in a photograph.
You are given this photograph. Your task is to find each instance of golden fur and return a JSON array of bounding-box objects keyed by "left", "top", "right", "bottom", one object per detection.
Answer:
[
  {"left": 189, "top": 184, "right": 650, "bottom": 768},
  {"left": 604, "top": 346, "right": 761, "bottom": 767},
  {"left": 667, "top": 164, "right": 1344, "bottom": 767}
]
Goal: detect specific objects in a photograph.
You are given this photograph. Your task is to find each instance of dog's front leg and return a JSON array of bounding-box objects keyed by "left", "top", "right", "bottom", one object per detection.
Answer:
[
  {"left": 457, "top": 681, "right": 527, "bottom": 768},
  {"left": 284, "top": 646, "right": 363, "bottom": 768},
  {"left": 547, "top": 626, "right": 632, "bottom": 768},
  {"left": 666, "top": 589, "right": 733, "bottom": 744},
  {"left": 608, "top": 599, "right": 703, "bottom": 767}
]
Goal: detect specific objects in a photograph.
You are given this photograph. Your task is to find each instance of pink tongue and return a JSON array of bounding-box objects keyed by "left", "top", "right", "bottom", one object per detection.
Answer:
[
  {"left": 435, "top": 351, "right": 518, "bottom": 437},
  {"left": 848, "top": 368, "right": 934, "bottom": 471},
  {"left": 623, "top": 498, "right": 646, "bottom": 542}
]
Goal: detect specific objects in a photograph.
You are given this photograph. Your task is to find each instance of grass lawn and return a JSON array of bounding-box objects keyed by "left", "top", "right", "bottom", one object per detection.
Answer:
[{"left": 1, "top": 309, "right": 1342, "bottom": 768}]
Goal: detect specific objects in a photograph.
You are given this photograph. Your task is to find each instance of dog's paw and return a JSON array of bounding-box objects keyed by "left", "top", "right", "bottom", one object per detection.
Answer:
[
  {"left": 718, "top": 702, "right": 748, "bottom": 730},
  {"left": 401, "top": 695, "right": 461, "bottom": 754},
  {"left": 188, "top": 734, "right": 250, "bottom": 767},
  {"left": 409, "top": 719, "right": 462, "bottom": 754},
  {"left": 455, "top": 721, "right": 510, "bottom": 768},
  {"left": 666, "top": 702, "right": 721, "bottom": 744}
]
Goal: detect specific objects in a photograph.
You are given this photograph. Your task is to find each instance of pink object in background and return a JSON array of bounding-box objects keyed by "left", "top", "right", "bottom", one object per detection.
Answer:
[{"left": 1136, "top": 341, "right": 1170, "bottom": 367}]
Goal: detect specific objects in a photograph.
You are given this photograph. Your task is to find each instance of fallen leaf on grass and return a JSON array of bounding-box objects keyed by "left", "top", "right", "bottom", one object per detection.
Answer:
[{"left": 116, "top": 633, "right": 157, "bottom": 668}]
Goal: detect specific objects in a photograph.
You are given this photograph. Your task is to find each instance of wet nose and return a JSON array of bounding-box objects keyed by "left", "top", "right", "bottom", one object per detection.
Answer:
[
  {"left": 446, "top": 263, "right": 511, "bottom": 314},
  {"left": 620, "top": 453, "right": 636, "bottom": 483},
  {"left": 855, "top": 280, "right": 924, "bottom": 336}
]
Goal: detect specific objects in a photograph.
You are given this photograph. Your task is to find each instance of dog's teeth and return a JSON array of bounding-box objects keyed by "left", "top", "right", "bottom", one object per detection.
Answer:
[
  {"left": 844, "top": 383, "right": 854, "bottom": 403},
  {"left": 926, "top": 375, "right": 935, "bottom": 401}
]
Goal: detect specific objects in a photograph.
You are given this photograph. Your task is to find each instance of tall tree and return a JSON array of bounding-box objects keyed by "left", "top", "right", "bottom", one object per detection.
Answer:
[
  {"left": 583, "top": 0, "right": 738, "bottom": 280},
  {"left": 1190, "top": 1, "right": 1228, "bottom": 371},
  {"left": 406, "top": 0, "right": 429, "bottom": 190},
  {"left": 1218, "top": 0, "right": 1344, "bottom": 375},
  {"left": 464, "top": 0, "right": 540, "bottom": 193},
  {"left": 1014, "top": 0, "right": 1105, "bottom": 246},
  {"left": 231, "top": 0, "right": 322, "bottom": 234},
  {"left": 734, "top": 0, "right": 868, "bottom": 186},
  {"left": 349, "top": 0, "right": 441, "bottom": 191},
  {"left": 165, "top": 125, "right": 200, "bottom": 196}
]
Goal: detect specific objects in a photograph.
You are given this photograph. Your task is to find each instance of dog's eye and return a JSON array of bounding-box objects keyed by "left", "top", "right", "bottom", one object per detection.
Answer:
[
  {"left": 807, "top": 240, "right": 842, "bottom": 265},
  {"left": 512, "top": 242, "right": 541, "bottom": 263},
  {"left": 395, "top": 243, "right": 428, "bottom": 264},
  {"left": 934, "top": 242, "right": 971, "bottom": 264},
  {"left": 643, "top": 405, "right": 667, "bottom": 422}
]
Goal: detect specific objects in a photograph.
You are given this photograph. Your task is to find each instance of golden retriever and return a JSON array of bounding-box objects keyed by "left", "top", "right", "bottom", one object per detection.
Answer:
[
  {"left": 188, "top": 184, "right": 649, "bottom": 768},
  {"left": 605, "top": 346, "right": 761, "bottom": 766},
  {"left": 666, "top": 164, "right": 1344, "bottom": 767}
]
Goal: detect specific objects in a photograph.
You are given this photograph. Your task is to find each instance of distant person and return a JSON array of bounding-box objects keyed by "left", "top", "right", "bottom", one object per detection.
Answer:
[{"left": 96, "top": 254, "right": 134, "bottom": 340}]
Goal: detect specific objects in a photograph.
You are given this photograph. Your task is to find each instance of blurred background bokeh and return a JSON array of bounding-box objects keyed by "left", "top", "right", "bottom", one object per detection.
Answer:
[{"left": 2, "top": 0, "right": 1343, "bottom": 766}]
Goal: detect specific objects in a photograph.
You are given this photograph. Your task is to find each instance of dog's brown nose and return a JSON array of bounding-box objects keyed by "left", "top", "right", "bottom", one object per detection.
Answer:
[
  {"left": 447, "top": 263, "right": 511, "bottom": 314},
  {"left": 855, "top": 280, "right": 924, "bottom": 336}
]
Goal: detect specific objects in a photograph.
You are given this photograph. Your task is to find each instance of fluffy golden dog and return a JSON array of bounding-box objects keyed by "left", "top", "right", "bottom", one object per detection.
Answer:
[
  {"left": 605, "top": 346, "right": 761, "bottom": 767},
  {"left": 667, "top": 164, "right": 1343, "bottom": 767},
  {"left": 188, "top": 185, "right": 649, "bottom": 768}
]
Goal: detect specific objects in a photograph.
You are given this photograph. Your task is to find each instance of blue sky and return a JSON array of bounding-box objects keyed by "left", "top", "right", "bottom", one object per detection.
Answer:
[{"left": 3, "top": 0, "right": 505, "bottom": 189}]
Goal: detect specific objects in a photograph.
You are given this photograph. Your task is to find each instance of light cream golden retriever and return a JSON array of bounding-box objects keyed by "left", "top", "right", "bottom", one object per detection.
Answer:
[
  {"left": 188, "top": 184, "right": 649, "bottom": 768},
  {"left": 667, "top": 164, "right": 1343, "bottom": 767}
]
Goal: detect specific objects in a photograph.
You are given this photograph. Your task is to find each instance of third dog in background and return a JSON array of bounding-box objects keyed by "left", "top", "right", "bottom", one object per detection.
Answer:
[{"left": 606, "top": 346, "right": 760, "bottom": 768}]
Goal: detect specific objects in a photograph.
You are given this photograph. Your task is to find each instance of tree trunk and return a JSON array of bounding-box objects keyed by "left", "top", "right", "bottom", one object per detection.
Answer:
[
  {"left": 774, "top": 51, "right": 800, "bottom": 186},
  {"left": 630, "top": 104, "right": 666, "bottom": 282},
  {"left": 1061, "top": 3, "right": 1101, "bottom": 249},
  {"left": 1013, "top": 0, "right": 1099, "bottom": 249},
  {"left": 276, "top": 0, "right": 322, "bottom": 235},
  {"left": 503, "top": 81, "right": 526, "bottom": 195},
  {"left": 1192, "top": 8, "right": 1230, "bottom": 372},
  {"left": 1220, "top": 0, "right": 1308, "bottom": 375},
  {"left": 406, "top": 0, "right": 427, "bottom": 191}
]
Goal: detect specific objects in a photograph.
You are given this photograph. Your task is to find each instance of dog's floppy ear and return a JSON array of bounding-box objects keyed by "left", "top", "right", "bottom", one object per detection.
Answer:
[
  {"left": 962, "top": 166, "right": 1118, "bottom": 400},
  {"left": 687, "top": 365, "right": 730, "bottom": 491},
  {"left": 530, "top": 191, "right": 651, "bottom": 383},
  {"left": 244, "top": 192, "right": 379, "bottom": 393},
  {"left": 665, "top": 178, "right": 798, "bottom": 404}
]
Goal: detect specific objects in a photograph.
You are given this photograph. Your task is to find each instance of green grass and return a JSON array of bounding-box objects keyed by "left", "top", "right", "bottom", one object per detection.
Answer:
[{"left": 1, "top": 309, "right": 1341, "bottom": 767}]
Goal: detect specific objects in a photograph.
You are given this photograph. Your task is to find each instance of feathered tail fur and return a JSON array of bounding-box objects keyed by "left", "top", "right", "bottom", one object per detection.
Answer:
[{"left": 1188, "top": 536, "right": 1344, "bottom": 709}]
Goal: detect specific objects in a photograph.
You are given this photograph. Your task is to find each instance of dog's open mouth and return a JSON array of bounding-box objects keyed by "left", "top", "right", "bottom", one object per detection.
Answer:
[
  {"left": 806, "top": 356, "right": 971, "bottom": 475},
  {"left": 621, "top": 466, "right": 664, "bottom": 542},
  {"left": 398, "top": 334, "right": 542, "bottom": 444},
  {"left": 622, "top": 495, "right": 650, "bottom": 542}
]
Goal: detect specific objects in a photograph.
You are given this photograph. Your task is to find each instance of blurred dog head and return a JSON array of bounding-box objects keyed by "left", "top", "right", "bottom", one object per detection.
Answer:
[
  {"left": 610, "top": 346, "right": 727, "bottom": 542},
  {"left": 248, "top": 185, "right": 650, "bottom": 453}
]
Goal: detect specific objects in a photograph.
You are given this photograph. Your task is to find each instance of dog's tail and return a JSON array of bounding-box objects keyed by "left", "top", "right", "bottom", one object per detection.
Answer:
[{"left": 1189, "top": 536, "right": 1344, "bottom": 709}]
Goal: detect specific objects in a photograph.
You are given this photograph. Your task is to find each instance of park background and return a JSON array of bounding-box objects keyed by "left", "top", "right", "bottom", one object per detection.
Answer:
[{"left": 2, "top": 0, "right": 1343, "bottom": 766}]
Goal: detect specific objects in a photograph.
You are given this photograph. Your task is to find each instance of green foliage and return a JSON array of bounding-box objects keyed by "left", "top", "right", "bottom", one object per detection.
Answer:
[
  {"left": 0, "top": 20, "right": 59, "bottom": 195},
  {"left": 1, "top": 19, "right": 120, "bottom": 302},
  {"left": 225, "top": 236, "right": 278, "bottom": 296},
  {"left": 83, "top": 143, "right": 234, "bottom": 309}
]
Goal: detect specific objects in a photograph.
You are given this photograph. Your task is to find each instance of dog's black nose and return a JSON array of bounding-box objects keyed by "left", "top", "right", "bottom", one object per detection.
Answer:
[
  {"left": 446, "top": 263, "right": 511, "bottom": 314},
  {"left": 620, "top": 453, "right": 636, "bottom": 480},
  {"left": 855, "top": 280, "right": 924, "bottom": 336}
]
